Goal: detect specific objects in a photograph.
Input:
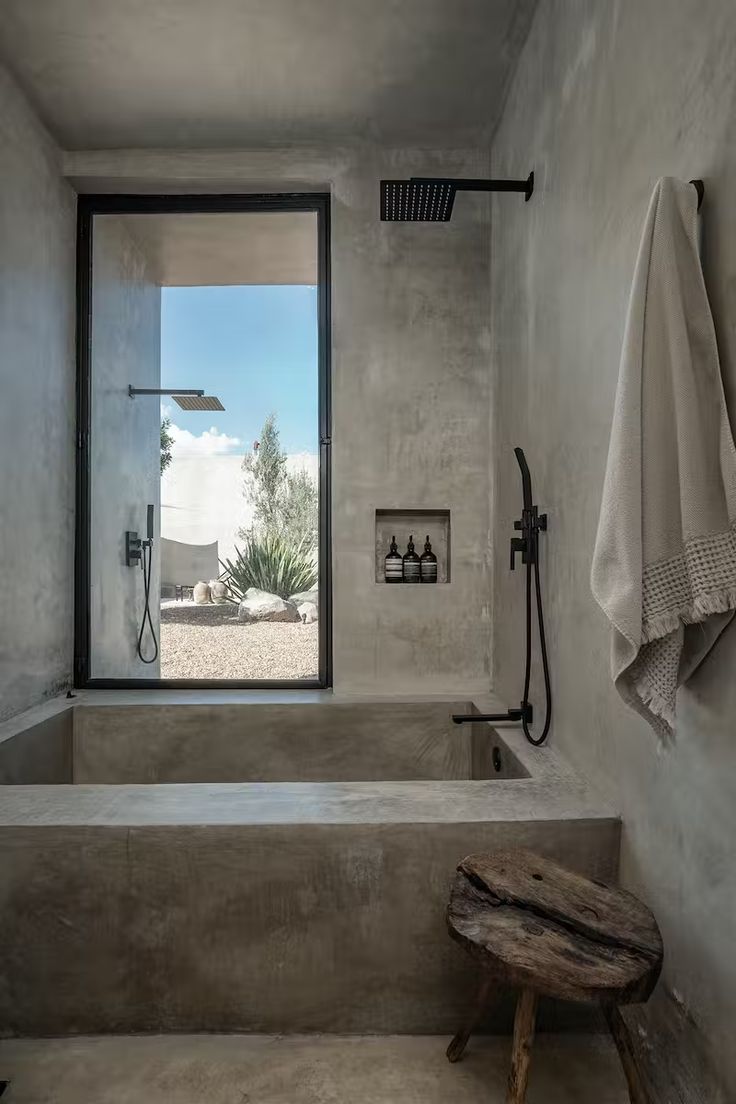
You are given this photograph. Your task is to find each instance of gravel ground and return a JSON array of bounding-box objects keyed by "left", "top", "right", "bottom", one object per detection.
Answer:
[{"left": 160, "top": 605, "right": 319, "bottom": 679}]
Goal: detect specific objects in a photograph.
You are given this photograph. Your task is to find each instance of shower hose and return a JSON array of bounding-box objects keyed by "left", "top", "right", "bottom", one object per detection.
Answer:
[
  {"left": 136, "top": 539, "right": 159, "bottom": 664},
  {"left": 521, "top": 549, "right": 552, "bottom": 746}
]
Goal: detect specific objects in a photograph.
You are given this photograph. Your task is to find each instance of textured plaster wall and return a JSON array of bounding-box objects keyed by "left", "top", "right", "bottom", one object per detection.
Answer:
[
  {"left": 66, "top": 146, "right": 493, "bottom": 695},
  {"left": 331, "top": 148, "right": 492, "bottom": 694},
  {"left": 90, "top": 217, "right": 161, "bottom": 678},
  {"left": 491, "top": 0, "right": 736, "bottom": 1085},
  {"left": 0, "top": 66, "right": 76, "bottom": 720}
]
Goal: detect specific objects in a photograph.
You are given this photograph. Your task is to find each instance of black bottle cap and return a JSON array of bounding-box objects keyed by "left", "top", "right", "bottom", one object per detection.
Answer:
[
  {"left": 424, "top": 535, "right": 432, "bottom": 551},
  {"left": 407, "top": 534, "right": 415, "bottom": 551},
  {"left": 389, "top": 535, "right": 398, "bottom": 553}
]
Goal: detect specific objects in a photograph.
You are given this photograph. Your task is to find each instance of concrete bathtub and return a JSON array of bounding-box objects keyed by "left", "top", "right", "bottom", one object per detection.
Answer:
[{"left": 0, "top": 695, "right": 619, "bottom": 1035}]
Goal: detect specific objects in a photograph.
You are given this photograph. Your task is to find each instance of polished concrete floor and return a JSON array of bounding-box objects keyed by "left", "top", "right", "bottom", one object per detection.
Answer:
[{"left": 0, "top": 1033, "right": 628, "bottom": 1102}]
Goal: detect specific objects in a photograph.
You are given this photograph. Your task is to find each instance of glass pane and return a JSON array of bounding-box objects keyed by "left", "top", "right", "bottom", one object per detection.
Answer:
[{"left": 88, "top": 209, "right": 320, "bottom": 681}]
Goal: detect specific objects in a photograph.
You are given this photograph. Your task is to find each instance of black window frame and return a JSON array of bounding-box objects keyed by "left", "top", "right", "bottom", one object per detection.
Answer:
[{"left": 74, "top": 192, "right": 332, "bottom": 689}]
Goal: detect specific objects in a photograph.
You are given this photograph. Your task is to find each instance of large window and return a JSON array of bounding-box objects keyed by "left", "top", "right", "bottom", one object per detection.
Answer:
[{"left": 75, "top": 195, "right": 331, "bottom": 687}]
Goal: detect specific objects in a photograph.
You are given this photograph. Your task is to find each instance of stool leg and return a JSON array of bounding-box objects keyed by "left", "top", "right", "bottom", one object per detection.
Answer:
[
  {"left": 446, "top": 975, "right": 494, "bottom": 1063},
  {"left": 605, "top": 1005, "right": 649, "bottom": 1104},
  {"left": 506, "top": 988, "right": 537, "bottom": 1104}
]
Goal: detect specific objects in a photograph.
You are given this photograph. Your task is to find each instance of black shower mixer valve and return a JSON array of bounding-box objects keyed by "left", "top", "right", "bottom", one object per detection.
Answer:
[{"left": 510, "top": 505, "right": 547, "bottom": 569}]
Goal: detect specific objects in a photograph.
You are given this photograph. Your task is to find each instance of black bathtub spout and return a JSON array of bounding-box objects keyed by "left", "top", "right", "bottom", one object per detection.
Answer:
[{"left": 452, "top": 703, "right": 533, "bottom": 725}]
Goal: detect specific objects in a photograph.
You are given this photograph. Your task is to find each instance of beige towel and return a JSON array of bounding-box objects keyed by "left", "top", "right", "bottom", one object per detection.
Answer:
[{"left": 591, "top": 177, "right": 736, "bottom": 739}]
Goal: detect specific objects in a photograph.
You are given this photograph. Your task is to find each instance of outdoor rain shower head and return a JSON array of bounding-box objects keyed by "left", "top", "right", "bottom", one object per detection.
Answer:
[
  {"left": 380, "top": 172, "right": 534, "bottom": 222},
  {"left": 128, "top": 387, "right": 224, "bottom": 411},
  {"left": 172, "top": 394, "right": 224, "bottom": 411}
]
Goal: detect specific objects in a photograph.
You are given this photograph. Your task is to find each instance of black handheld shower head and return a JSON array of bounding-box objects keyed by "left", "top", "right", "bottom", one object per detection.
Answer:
[{"left": 514, "top": 447, "right": 533, "bottom": 510}]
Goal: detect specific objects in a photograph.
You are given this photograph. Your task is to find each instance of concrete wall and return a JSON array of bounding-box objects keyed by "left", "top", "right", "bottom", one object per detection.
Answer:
[
  {"left": 0, "top": 705, "right": 72, "bottom": 784},
  {"left": 65, "top": 147, "right": 493, "bottom": 695},
  {"left": 332, "top": 148, "right": 492, "bottom": 695},
  {"left": 0, "top": 66, "right": 76, "bottom": 720},
  {"left": 490, "top": 0, "right": 736, "bottom": 1085},
  {"left": 90, "top": 217, "right": 161, "bottom": 678}
]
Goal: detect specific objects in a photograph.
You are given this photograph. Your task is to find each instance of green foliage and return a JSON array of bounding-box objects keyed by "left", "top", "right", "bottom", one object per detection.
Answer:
[
  {"left": 280, "top": 467, "right": 319, "bottom": 549},
  {"left": 240, "top": 413, "right": 318, "bottom": 549},
  {"left": 222, "top": 534, "right": 317, "bottom": 602},
  {"left": 241, "top": 413, "right": 287, "bottom": 536},
  {"left": 160, "top": 417, "right": 174, "bottom": 475}
]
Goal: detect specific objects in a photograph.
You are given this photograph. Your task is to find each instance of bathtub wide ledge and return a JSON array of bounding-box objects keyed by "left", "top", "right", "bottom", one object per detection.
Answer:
[{"left": 0, "top": 775, "right": 616, "bottom": 828}]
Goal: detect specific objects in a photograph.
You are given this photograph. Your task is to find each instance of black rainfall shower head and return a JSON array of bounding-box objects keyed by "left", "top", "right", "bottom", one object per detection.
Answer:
[
  {"left": 381, "top": 180, "right": 455, "bottom": 222},
  {"left": 380, "top": 172, "right": 534, "bottom": 221}
]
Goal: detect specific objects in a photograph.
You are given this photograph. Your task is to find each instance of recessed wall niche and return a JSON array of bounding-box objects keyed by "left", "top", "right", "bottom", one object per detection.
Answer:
[{"left": 375, "top": 509, "right": 451, "bottom": 583}]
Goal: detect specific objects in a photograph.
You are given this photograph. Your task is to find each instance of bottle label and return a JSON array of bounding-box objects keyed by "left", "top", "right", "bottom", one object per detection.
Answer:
[
  {"left": 403, "top": 561, "right": 421, "bottom": 582},
  {"left": 420, "top": 562, "right": 438, "bottom": 583},
  {"left": 385, "top": 560, "right": 403, "bottom": 582}
]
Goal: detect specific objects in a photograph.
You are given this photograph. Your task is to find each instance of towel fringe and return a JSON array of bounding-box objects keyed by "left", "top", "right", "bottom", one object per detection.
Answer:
[
  {"left": 641, "top": 587, "right": 736, "bottom": 643},
  {"left": 630, "top": 673, "right": 677, "bottom": 726}
]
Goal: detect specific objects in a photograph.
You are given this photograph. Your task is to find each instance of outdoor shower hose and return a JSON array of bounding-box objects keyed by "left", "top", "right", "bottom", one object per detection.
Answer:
[{"left": 136, "top": 538, "right": 159, "bottom": 664}]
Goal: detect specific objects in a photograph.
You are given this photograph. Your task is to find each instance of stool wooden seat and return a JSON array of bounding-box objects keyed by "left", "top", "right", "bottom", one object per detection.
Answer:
[{"left": 446, "top": 849, "right": 663, "bottom": 1103}]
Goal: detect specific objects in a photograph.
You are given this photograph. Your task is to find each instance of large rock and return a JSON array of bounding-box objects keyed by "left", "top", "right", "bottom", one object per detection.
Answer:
[
  {"left": 193, "top": 580, "right": 212, "bottom": 605},
  {"left": 238, "top": 588, "right": 301, "bottom": 623},
  {"left": 289, "top": 589, "right": 319, "bottom": 609},
  {"left": 298, "top": 602, "right": 318, "bottom": 624}
]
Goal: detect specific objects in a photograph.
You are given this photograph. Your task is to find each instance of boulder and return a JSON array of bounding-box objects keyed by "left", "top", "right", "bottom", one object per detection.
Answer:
[
  {"left": 298, "top": 602, "right": 318, "bottom": 624},
  {"left": 289, "top": 589, "right": 319, "bottom": 609},
  {"left": 210, "top": 579, "right": 229, "bottom": 604},
  {"left": 193, "top": 580, "right": 212, "bottom": 605},
  {"left": 238, "top": 588, "right": 301, "bottom": 623}
]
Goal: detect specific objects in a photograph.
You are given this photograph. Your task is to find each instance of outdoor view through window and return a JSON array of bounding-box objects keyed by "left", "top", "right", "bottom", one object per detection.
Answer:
[
  {"left": 88, "top": 208, "right": 321, "bottom": 683},
  {"left": 160, "top": 281, "right": 319, "bottom": 679}
]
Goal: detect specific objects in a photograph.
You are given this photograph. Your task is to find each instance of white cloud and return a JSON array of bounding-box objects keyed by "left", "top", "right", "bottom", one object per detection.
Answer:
[{"left": 169, "top": 422, "right": 242, "bottom": 457}]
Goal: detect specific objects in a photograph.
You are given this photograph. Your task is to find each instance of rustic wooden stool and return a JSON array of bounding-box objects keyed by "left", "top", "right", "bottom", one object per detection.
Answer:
[{"left": 446, "top": 850, "right": 663, "bottom": 1103}]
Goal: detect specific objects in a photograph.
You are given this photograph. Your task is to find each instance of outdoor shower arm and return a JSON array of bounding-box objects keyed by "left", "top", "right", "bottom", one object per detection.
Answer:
[{"left": 128, "top": 387, "right": 204, "bottom": 397}]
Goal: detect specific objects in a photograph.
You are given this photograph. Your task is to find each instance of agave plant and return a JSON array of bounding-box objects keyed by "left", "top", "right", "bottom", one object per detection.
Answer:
[{"left": 221, "top": 533, "right": 317, "bottom": 602}]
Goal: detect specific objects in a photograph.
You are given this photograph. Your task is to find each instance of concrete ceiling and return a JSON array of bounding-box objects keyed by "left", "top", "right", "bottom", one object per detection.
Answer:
[
  {"left": 0, "top": 0, "right": 537, "bottom": 150},
  {"left": 114, "top": 211, "right": 317, "bottom": 286}
]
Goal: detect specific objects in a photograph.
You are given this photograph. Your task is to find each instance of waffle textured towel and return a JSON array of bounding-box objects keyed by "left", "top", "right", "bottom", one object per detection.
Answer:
[{"left": 591, "top": 177, "right": 736, "bottom": 738}]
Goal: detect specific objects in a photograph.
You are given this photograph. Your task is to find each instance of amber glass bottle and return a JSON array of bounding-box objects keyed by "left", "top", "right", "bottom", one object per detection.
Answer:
[
  {"left": 420, "top": 535, "right": 438, "bottom": 583},
  {"left": 384, "top": 535, "right": 403, "bottom": 583},
  {"left": 402, "top": 534, "right": 421, "bottom": 583}
]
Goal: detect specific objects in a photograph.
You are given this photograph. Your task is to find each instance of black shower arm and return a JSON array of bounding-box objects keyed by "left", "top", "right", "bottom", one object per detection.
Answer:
[
  {"left": 409, "top": 176, "right": 702, "bottom": 207},
  {"left": 411, "top": 172, "right": 534, "bottom": 200}
]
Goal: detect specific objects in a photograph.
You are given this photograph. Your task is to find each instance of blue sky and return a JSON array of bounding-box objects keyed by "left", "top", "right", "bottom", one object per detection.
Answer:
[{"left": 161, "top": 284, "right": 318, "bottom": 455}]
